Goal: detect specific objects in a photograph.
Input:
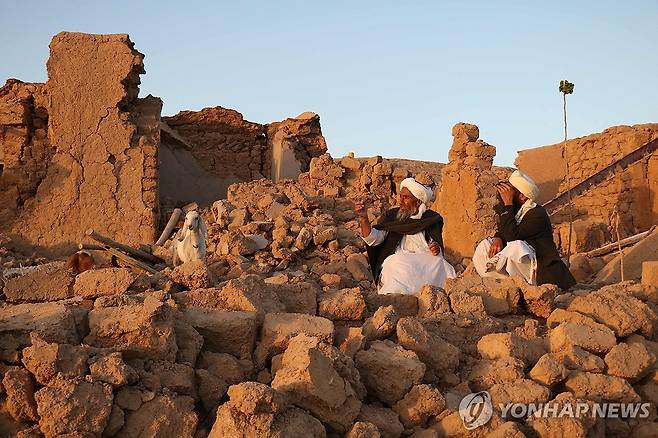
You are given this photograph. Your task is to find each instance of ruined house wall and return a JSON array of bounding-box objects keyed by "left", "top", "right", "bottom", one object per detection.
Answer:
[
  {"left": 0, "top": 80, "right": 52, "bottom": 225},
  {"left": 160, "top": 109, "right": 327, "bottom": 207},
  {"left": 8, "top": 32, "right": 161, "bottom": 255},
  {"left": 517, "top": 124, "right": 658, "bottom": 250}
]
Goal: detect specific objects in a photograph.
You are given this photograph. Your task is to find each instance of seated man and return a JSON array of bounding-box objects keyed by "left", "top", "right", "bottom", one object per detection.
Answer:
[
  {"left": 473, "top": 170, "right": 576, "bottom": 290},
  {"left": 355, "top": 177, "right": 456, "bottom": 295}
]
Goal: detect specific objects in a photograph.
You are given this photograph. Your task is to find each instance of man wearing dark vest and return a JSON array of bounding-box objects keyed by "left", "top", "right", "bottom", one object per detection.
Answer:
[
  {"left": 354, "top": 177, "right": 456, "bottom": 295},
  {"left": 473, "top": 170, "right": 576, "bottom": 290}
]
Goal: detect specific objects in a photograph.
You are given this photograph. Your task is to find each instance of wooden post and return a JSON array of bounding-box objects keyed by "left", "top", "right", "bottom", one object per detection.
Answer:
[{"left": 85, "top": 229, "right": 164, "bottom": 265}]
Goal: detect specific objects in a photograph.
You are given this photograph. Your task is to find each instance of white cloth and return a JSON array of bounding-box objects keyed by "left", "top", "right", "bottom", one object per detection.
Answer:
[
  {"left": 515, "top": 199, "right": 537, "bottom": 224},
  {"left": 473, "top": 238, "right": 537, "bottom": 285},
  {"left": 508, "top": 170, "right": 540, "bottom": 201},
  {"left": 400, "top": 178, "right": 433, "bottom": 204},
  {"left": 362, "top": 203, "right": 456, "bottom": 295}
]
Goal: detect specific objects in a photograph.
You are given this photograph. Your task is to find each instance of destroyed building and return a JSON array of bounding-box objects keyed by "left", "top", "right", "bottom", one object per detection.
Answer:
[{"left": 1, "top": 32, "right": 658, "bottom": 438}]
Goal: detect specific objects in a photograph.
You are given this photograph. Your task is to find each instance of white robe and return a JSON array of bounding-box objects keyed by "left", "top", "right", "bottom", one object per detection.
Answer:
[
  {"left": 363, "top": 206, "right": 456, "bottom": 295},
  {"left": 473, "top": 238, "right": 537, "bottom": 285}
]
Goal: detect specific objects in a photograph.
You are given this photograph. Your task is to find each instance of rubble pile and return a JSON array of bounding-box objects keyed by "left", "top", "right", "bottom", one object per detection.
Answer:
[{"left": 2, "top": 149, "right": 658, "bottom": 438}]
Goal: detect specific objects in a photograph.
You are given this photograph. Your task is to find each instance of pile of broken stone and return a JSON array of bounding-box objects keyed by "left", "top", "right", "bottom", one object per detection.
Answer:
[{"left": 1, "top": 153, "right": 657, "bottom": 438}]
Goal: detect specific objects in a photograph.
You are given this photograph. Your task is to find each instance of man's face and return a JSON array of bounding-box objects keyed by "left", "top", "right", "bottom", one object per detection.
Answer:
[{"left": 399, "top": 187, "right": 421, "bottom": 214}]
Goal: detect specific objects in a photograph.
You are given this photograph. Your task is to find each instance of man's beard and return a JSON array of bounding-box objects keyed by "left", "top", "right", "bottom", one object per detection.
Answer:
[{"left": 396, "top": 206, "right": 417, "bottom": 221}]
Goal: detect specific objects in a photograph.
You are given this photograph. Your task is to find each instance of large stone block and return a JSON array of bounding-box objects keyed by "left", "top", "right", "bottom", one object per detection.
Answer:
[
  {"left": 84, "top": 296, "right": 177, "bottom": 361},
  {"left": 271, "top": 335, "right": 361, "bottom": 433},
  {"left": 180, "top": 307, "right": 259, "bottom": 360},
  {"left": 3, "top": 262, "right": 74, "bottom": 303}
]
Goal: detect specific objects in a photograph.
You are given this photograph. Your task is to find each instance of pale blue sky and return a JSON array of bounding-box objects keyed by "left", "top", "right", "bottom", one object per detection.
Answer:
[{"left": 1, "top": 1, "right": 656, "bottom": 165}]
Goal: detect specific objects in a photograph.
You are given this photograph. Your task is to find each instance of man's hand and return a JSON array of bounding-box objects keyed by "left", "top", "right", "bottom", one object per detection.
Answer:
[
  {"left": 489, "top": 237, "right": 503, "bottom": 257},
  {"left": 353, "top": 201, "right": 368, "bottom": 219},
  {"left": 496, "top": 182, "right": 515, "bottom": 206},
  {"left": 429, "top": 240, "right": 441, "bottom": 256}
]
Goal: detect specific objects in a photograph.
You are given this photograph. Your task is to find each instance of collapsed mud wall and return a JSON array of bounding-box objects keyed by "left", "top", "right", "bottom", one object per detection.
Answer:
[
  {"left": 160, "top": 109, "right": 327, "bottom": 208},
  {"left": 3, "top": 32, "right": 161, "bottom": 255},
  {"left": 517, "top": 124, "right": 658, "bottom": 252},
  {"left": 0, "top": 80, "right": 51, "bottom": 225}
]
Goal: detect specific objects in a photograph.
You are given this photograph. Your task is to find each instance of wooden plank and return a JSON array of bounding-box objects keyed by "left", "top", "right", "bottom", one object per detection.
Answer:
[
  {"left": 586, "top": 227, "right": 656, "bottom": 258},
  {"left": 105, "top": 246, "right": 159, "bottom": 274},
  {"left": 85, "top": 229, "right": 164, "bottom": 265}
]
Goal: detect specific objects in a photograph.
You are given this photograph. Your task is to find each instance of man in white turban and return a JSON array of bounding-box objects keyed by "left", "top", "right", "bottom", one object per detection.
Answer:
[
  {"left": 354, "top": 177, "right": 456, "bottom": 295},
  {"left": 473, "top": 170, "right": 576, "bottom": 290}
]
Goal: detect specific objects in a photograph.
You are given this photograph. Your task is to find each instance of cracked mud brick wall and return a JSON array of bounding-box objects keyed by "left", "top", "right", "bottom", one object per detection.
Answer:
[
  {"left": 0, "top": 80, "right": 51, "bottom": 226},
  {"left": 517, "top": 124, "right": 658, "bottom": 241},
  {"left": 7, "top": 32, "right": 161, "bottom": 255}
]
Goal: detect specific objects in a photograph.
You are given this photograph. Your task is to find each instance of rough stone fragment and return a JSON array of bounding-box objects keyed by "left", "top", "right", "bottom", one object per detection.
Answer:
[
  {"left": 0, "top": 302, "right": 80, "bottom": 344},
  {"left": 355, "top": 340, "right": 425, "bottom": 405},
  {"left": 195, "top": 368, "right": 228, "bottom": 412},
  {"left": 488, "top": 378, "right": 551, "bottom": 406},
  {"left": 366, "top": 293, "right": 419, "bottom": 317},
  {"left": 396, "top": 317, "right": 460, "bottom": 375},
  {"left": 467, "top": 357, "right": 525, "bottom": 391},
  {"left": 180, "top": 307, "right": 259, "bottom": 359},
  {"left": 255, "top": 312, "right": 334, "bottom": 366},
  {"left": 552, "top": 344, "right": 605, "bottom": 373},
  {"left": 271, "top": 335, "right": 361, "bottom": 433},
  {"left": 319, "top": 288, "right": 367, "bottom": 321},
  {"left": 445, "top": 276, "right": 520, "bottom": 316},
  {"left": 477, "top": 332, "right": 545, "bottom": 366},
  {"left": 417, "top": 285, "right": 451, "bottom": 318},
  {"left": 22, "top": 336, "right": 89, "bottom": 385},
  {"left": 89, "top": 352, "right": 138, "bottom": 387},
  {"left": 209, "top": 381, "right": 325, "bottom": 438},
  {"left": 85, "top": 297, "right": 178, "bottom": 361},
  {"left": 393, "top": 384, "right": 446, "bottom": 428},
  {"left": 528, "top": 354, "right": 569, "bottom": 386},
  {"left": 2, "top": 368, "right": 38, "bottom": 422},
  {"left": 115, "top": 386, "right": 143, "bottom": 411},
  {"left": 604, "top": 342, "right": 656, "bottom": 380},
  {"left": 361, "top": 305, "right": 399, "bottom": 342},
  {"left": 35, "top": 377, "right": 113, "bottom": 438},
  {"left": 357, "top": 405, "right": 404, "bottom": 438},
  {"left": 564, "top": 371, "right": 641, "bottom": 402},
  {"left": 103, "top": 405, "right": 125, "bottom": 437},
  {"left": 347, "top": 421, "right": 380, "bottom": 438},
  {"left": 346, "top": 253, "right": 372, "bottom": 282},
  {"left": 548, "top": 321, "right": 616, "bottom": 354},
  {"left": 4, "top": 262, "right": 74, "bottom": 302},
  {"left": 72, "top": 267, "right": 135, "bottom": 299},
  {"left": 170, "top": 260, "right": 213, "bottom": 289},
  {"left": 119, "top": 394, "right": 198, "bottom": 438},
  {"left": 173, "top": 318, "right": 203, "bottom": 365},
  {"left": 449, "top": 290, "right": 487, "bottom": 314},
  {"left": 568, "top": 289, "right": 658, "bottom": 338}
]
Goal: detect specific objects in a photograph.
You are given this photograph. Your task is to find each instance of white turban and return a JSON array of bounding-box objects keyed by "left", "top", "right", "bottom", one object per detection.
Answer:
[
  {"left": 400, "top": 178, "right": 433, "bottom": 204},
  {"left": 508, "top": 170, "right": 540, "bottom": 201}
]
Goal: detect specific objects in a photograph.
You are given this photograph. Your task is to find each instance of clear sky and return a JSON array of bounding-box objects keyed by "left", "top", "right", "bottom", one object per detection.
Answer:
[{"left": 1, "top": 0, "right": 656, "bottom": 165}]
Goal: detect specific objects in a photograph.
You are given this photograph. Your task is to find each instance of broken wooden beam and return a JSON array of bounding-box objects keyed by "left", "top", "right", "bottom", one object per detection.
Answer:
[
  {"left": 585, "top": 226, "right": 656, "bottom": 258},
  {"left": 105, "top": 246, "right": 159, "bottom": 274},
  {"left": 85, "top": 229, "right": 164, "bottom": 265}
]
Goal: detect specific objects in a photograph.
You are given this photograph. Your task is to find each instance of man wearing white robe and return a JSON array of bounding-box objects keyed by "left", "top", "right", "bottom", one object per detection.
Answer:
[
  {"left": 473, "top": 170, "right": 576, "bottom": 290},
  {"left": 355, "top": 178, "right": 456, "bottom": 295}
]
